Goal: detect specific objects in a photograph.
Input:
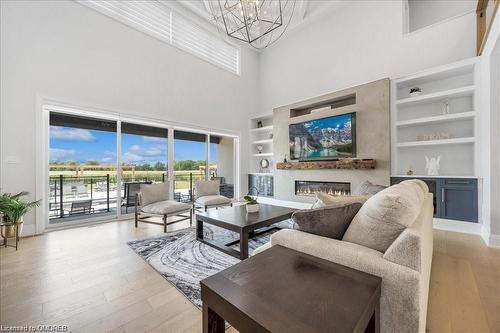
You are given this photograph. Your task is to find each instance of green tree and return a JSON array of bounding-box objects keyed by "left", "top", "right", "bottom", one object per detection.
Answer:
[
  {"left": 154, "top": 161, "right": 166, "bottom": 171},
  {"left": 86, "top": 160, "right": 100, "bottom": 165}
]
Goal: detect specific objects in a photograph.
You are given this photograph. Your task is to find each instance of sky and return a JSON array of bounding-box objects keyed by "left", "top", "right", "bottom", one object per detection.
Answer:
[{"left": 49, "top": 126, "right": 218, "bottom": 164}]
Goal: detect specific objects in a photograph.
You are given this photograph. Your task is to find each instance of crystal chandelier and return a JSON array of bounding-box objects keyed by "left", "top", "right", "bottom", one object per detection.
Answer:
[{"left": 209, "top": 0, "right": 296, "bottom": 49}]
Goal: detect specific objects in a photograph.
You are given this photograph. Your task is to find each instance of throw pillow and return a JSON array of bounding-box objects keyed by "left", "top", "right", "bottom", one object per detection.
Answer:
[
  {"left": 292, "top": 203, "right": 363, "bottom": 239},
  {"left": 353, "top": 180, "right": 387, "bottom": 196},
  {"left": 311, "top": 192, "right": 370, "bottom": 209},
  {"left": 342, "top": 181, "right": 427, "bottom": 252},
  {"left": 140, "top": 182, "right": 169, "bottom": 206},
  {"left": 194, "top": 180, "right": 220, "bottom": 200}
]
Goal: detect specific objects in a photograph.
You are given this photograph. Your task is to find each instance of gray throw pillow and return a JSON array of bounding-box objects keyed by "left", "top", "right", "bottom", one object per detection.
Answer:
[
  {"left": 311, "top": 192, "right": 370, "bottom": 209},
  {"left": 194, "top": 180, "right": 220, "bottom": 200},
  {"left": 353, "top": 180, "right": 387, "bottom": 196},
  {"left": 291, "top": 203, "right": 363, "bottom": 240},
  {"left": 140, "top": 182, "right": 169, "bottom": 206}
]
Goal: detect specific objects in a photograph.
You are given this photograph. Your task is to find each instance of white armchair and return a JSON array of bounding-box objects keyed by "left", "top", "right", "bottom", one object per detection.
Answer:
[
  {"left": 193, "top": 180, "right": 232, "bottom": 211},
  {"left": 135, "top": 182, "right": 192, "bottom": 232}
]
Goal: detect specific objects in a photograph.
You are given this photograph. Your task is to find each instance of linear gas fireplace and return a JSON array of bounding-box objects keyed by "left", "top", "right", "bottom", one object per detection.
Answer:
[{"left": 295, "top": 181, "right": 351, "bottom": 197}]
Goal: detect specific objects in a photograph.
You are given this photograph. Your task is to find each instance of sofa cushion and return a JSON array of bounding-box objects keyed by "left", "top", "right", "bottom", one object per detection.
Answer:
[
  {"left": 195, "top": 194, "right": 231, "bottom": 206},
  {"left": 342, "top": 181, "right": 426, "bottom": 252},
  {"left": 194, "top": 180, "right": 220, "bottom": 200},
  {"left": 292, "top": 203, "right": 362, "bottom": 239},
  {"left": 140, "top": 182, "right": 169, "bottom": 207},
  {"left": 141, "top": 200, "right": 191, "bottom": 215},
  {"left": 311, "top": 192, "right": 370, "bottom": 209},
  {"left": 353, "top": 180, "right": 387, "bottom": 196}
]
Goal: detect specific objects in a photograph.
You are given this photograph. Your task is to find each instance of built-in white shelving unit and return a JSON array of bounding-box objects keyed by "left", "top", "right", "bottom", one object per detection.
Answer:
[
  {"left": 250, "top": 125, "right": 273, "bottom": 133},
  {"left": 249, "top": 114, "right": 274, "bottom": 174},
  {"left": 391, "top": 58, "right": 480, "bottom": 177},
  {"left": 252, "top": 139, "right": 273, "bottom": 145},
  {"left": 252, "top": 153, "right": 274, "bottom": 157}
]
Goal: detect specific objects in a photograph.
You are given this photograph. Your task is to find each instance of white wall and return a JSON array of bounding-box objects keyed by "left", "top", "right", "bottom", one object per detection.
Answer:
[
  {"left": 214, "top": 137, "right": 234, "bottom": 184},
  {"left": 0, "top": 0, "right": 259, "bottom": 232},
  {"left": 258, "top": 0, "right": 476, "bottom": 114},
  {"left": 408, "top": 0, "right": 476, "bottom": 32},
  {"left": 479, "top": 11, "right": 500, "bottom": 247}
]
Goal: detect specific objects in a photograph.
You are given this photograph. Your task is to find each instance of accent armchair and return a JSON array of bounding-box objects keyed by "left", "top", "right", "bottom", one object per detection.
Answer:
[
  {"left": 193, "top": 179, "right": 232, "bottom": 211},
  {"left": 135, "top": 182, "right": 192, "bottom": 232}
]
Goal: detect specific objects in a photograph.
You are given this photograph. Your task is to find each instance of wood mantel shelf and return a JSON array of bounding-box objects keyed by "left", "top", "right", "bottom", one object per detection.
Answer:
[{"left": 276, "top": 159, "right": 376, "bottom": 170}]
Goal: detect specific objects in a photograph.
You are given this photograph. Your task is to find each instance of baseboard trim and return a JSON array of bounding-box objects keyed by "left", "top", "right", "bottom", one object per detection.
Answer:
[
  {"left": 433, "top": 218, "right": 483, "bottom": 235},
  {"left": 20, "top": 223, "right": 37, "bottom": 237},
  {"left": 482, "top": 233, "right": 500, "bottom": 248}
]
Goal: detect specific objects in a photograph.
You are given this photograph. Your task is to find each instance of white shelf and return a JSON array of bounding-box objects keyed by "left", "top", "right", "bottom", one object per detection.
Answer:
[
  {"left": 253, "top": 153, "right": 273, "bottom": 157},
  {"left": 395, "top": 85, "right": 475, "bottom": 106},
  {"left": 394, "top": 59, "right": 476, "bottom": 86},
  {"left": 252, "top": 139, "right": 273, "bottom": 145},
  {"left": 396, "top": 111, "right": 476, "bottom": 127},
  {"left": 396, "top": 137, "right": 475, "bottom": 147},
  {"left": 250, "top": 125, "right": 273, "bottom": 132}
]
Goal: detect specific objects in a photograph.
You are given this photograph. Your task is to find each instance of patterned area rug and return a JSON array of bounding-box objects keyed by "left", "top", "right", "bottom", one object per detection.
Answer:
[{"left": 127, "top": 220, "right": 292, "bottom": 308}]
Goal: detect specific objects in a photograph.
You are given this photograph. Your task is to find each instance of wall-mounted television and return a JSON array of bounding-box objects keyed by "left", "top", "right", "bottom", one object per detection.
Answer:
[{"left": 289, "top": 112, "right": 356, "bottom": 161}]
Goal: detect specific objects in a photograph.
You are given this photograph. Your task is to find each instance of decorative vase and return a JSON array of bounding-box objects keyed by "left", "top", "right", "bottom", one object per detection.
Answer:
[
  {"left": 443, "top": 100, "right": 450, "bottom": 114},
  {"left": 246, "top": 204, "right": 259, "bottom": 213}
]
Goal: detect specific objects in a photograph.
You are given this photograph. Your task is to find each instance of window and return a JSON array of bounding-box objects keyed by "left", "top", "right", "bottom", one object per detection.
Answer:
[
  {"left": 49, "top": 113, "right": 118, "bottom": 222},
  {"left": 80, "top": 0, "right": 240, "bottom": 74},
  {"left": 171, "top": 12, "right": 240, "bottom": 75},
  {"left": 404, "top": 0, "right": 476, "bottom": 34}
]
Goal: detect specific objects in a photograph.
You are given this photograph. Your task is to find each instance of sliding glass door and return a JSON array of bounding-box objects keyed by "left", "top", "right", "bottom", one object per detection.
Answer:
[
  {"left": 46, "top": 108, "right": 238, "bottom": 226},
  {"left": 173, "top": 130, "right": 207, "bottom": 202},
  {"left": 49, "top": 113, "right": 117, "bottom": 224},
  {"left": 120, "top": 123, "right": 168, "bottom": 214},
  {"left": 210, "top": 135, "right": 235, "bottom": 199}
]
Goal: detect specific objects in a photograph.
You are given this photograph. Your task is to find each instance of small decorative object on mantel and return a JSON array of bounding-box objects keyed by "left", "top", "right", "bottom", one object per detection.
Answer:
[
  {"left": 257, "top": 145, "right": 263, "bottom": 154},
  {"left": 417, "top": 132, "right": 450, "bottom": 141},
  {"left": 406, "top": 167, "right": 414, "bottom": 176},
  {"left": 257, "top": 121, "right": 263, "bottom": 128},
  {"left": 283, "top": 154, "right": 288, "bottom": 163},
  {"left": 425, "top": 156, "right": 441, "bottom": 176},
  {"left": 244, "top": 195, "right": 259, "bottom": 213},
  {"left": 409, "top": 87, "right": 422, "bottom": 97},
  {"left": 0, "top": 191, "right": 41, "bottom": 250},
  {"left": 443, "top": 99, "right": 450, "bottom": 115},
  {"left": 276, "top": 159, "right": 376, "bottom": 170}
]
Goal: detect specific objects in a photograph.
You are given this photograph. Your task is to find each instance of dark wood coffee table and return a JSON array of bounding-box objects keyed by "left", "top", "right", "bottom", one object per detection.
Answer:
[
  {"left": 201, "top": 245, "right": 382, "bottom": 333},
  {"left": 196, "top": 204, "right": 295, "bottom": 260}
]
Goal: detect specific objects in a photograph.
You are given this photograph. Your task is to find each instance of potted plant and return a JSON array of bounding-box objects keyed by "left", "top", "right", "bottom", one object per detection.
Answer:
[
  {"left": 243, "top": 195, "right": 259, "bottom": 213},
  {"left": 0, "top": 192, "right": 41, "bottom": 238}
]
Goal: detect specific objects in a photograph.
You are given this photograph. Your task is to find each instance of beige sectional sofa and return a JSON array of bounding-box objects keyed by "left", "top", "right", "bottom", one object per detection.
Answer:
[{"left": 254, "top": 180, "right": 434, "bottom": 333}]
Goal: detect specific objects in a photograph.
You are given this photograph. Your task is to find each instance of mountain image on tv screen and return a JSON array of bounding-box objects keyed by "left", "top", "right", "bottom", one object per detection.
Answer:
[{"left": 289, "top": 113, "right": 355, "bottom": 160}]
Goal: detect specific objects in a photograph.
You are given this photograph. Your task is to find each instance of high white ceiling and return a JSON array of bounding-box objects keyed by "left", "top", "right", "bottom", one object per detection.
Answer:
[{"left": 172, "top": 0, "right": 349, "bottom": 48}]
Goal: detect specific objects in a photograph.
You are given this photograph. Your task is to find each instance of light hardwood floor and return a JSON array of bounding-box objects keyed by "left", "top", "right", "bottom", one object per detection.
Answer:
[{"left": 1, "top": 219, "right": 499, "bottom": 333}]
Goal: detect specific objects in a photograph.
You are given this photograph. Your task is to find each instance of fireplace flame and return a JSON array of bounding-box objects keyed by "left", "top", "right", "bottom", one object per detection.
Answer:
[{"left": 295, "top": 183, "right": 350, "bottom": 197}]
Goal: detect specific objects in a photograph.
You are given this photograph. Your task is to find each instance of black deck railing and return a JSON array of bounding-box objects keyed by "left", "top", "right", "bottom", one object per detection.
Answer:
[{"left": 49, "top": 172, "right": 206, "bottom": 219}]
